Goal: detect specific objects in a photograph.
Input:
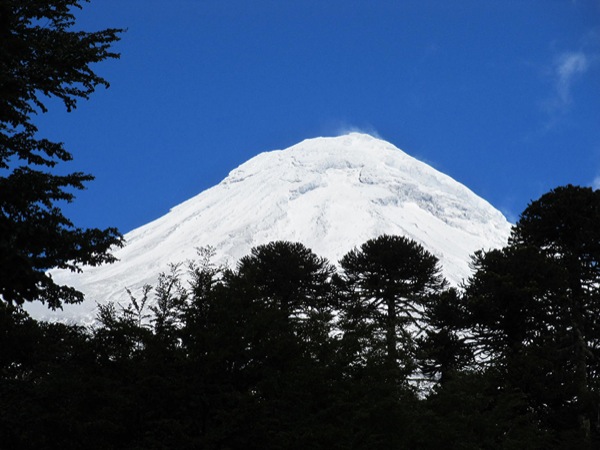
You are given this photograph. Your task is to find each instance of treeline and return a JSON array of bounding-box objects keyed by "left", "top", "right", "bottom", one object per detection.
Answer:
[{"left": 2, "top": 184, "right": 600, "bottom": 449}]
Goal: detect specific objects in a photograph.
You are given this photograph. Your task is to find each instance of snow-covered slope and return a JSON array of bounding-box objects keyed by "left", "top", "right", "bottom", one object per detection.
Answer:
[{"left": 28, "top": 133, "right": 512, "bottom": 323}]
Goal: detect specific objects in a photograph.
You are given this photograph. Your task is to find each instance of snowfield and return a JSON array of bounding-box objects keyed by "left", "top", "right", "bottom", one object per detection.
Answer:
[{"left": 27, "top": 133, "right": 512, "bottom": 323}]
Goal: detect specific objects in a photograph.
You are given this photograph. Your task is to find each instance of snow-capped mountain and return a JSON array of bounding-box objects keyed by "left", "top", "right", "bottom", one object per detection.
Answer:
[{"left": 28, "top": 133, "right": 512, "bottom": 323}]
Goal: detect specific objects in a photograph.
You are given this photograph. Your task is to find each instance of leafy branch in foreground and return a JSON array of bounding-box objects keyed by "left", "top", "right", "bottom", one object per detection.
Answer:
[{"left": 0, "top": 0, "right": 124, "bottom": 308}]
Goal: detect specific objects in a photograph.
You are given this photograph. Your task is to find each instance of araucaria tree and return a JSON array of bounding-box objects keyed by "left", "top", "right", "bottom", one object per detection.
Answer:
[
  {"left": 463, "top": 185, "right": 600, "bottom": 447},
  {"left": 510, "top": 185, "right": 600, "bottom": 443},
  {"left": 340, "top": 234, "right": 446, "bottom": 378},
  {"left": 0, "top": 0, "right": 123, "bottom": 308}
]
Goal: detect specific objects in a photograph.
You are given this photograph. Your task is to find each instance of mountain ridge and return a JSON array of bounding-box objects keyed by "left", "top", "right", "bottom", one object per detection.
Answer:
[{"left": 28, "top": 133, "right": 512, "bottom": 323}]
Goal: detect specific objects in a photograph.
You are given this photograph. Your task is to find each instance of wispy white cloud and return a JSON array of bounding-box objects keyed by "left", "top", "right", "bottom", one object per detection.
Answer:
[
  {"left": 533, "top": 24, "right": 600, "bottom": 134},
  {"left": 334, "top": 123, "right": 382, "bottom": 139},
  {"left": 545, "top": 51, "right": 589, "bottom": 112},
  {"left": 555, "top": 51, "right": 589, "bottom": 105}
]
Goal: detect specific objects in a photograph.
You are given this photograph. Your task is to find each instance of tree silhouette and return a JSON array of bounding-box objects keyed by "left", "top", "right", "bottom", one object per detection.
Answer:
[
  {"left": 0, "top": 0, "right": 123, "bottom": 308},
  {"left": 511, "top": 185, "right": 600, "bottom": 444},
  {"left": 340, "top": 234, "right": 446, "bottom": 376}
]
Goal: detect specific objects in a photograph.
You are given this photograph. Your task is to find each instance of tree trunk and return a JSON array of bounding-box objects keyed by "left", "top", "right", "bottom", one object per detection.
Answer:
[{"left": 386, "top": 295, "right": 397, "bottom": 371}]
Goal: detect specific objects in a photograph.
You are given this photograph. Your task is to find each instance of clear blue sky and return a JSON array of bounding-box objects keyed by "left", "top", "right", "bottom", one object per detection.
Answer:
[{"left": 37, "top": 0, "right": 600, "bottom": 233}]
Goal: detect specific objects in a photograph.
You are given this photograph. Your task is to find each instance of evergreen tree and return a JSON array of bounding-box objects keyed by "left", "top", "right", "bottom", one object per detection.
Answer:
[
  {"left": 463, "top": 245, "right": 572, "bottom": 446},
  {"left": 336, "top": 235, "right": 446, "bottom": 448},
  {"left": 461, "top": 185, "right": 600, "bottom": 447},
  {"left": 339, "top": 234, "right": 446, "bottom": 378},
  {"left": 235, "top": 240, "right": 335, "bottom": 322},
  {"left": 0, "top": 0, "right": 123, "bottom": 308},
  {"left": 465, "top": 246, "right": 567, "bottom": 366},
  {"left": 227, "top": 241, "right": 339, "bottom": 449},
  {"left": 510, "top": 185, "right": 600, "bottom": 444},
  {"left": 417, "top": 287, "right": 471, "bottom": 385}
]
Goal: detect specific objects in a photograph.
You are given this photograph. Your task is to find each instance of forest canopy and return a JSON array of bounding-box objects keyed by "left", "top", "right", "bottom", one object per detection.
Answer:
[
  {"left": 2, "top": 185, "right": 600, "bottom": 449},
  {"left": 0, "top": 3, "right": 597, "bottom": 449}
]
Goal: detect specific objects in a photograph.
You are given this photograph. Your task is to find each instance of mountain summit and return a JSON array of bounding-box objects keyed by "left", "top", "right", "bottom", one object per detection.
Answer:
[{"left": 29, "top": 133, "right": 512, "bottom": 323}]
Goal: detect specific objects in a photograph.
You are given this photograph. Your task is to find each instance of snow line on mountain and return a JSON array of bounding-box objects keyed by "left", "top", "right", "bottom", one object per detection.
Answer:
[{"left": 27, "top": 133, "right": 512, "bottom": 324}]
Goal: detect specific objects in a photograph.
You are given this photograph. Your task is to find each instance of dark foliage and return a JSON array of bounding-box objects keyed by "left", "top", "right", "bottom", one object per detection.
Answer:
[
  {"left": 461, "top": 185, "right": 600, "bottom": 448},
  {"left": 3, "top": 185, "right": 600, "bottom": 449},
  {"left": 339, "top": 234, "right": 446, "bottom": 377},
  {"left": 0, "top": 0, "right": 123, "bottom": 308}
]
